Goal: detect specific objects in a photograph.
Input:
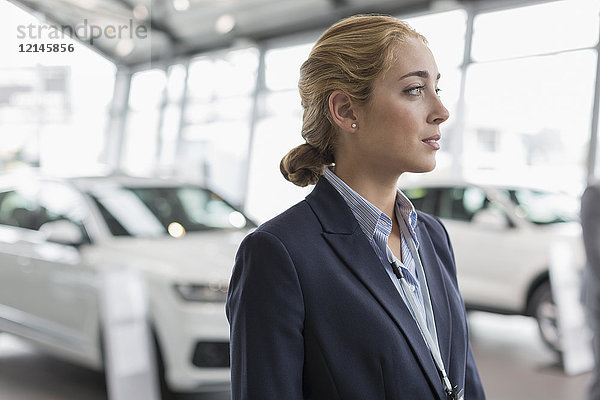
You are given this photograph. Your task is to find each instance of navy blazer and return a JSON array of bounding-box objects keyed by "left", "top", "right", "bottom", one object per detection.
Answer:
[{"left": 227, "top": 176, "right": 486, "bottom": 400}]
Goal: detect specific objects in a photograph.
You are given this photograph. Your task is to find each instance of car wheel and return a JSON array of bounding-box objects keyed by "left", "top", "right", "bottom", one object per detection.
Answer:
[{"left": 529, "top": 281, "right": 561, "bottom": 353}]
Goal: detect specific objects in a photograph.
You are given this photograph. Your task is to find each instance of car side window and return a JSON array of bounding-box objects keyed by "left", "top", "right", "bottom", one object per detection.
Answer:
[
  {"left": 0, "top": 190, "right": 41, "bottom": 230},
  {"left": 438, "top": 187, "right": 488, "bottom": 221}
]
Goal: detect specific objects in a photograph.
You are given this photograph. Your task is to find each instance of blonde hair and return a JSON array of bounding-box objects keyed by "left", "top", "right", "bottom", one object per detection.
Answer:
[{"left": 280, "top": 14, "right": 426, "bottom": 187}]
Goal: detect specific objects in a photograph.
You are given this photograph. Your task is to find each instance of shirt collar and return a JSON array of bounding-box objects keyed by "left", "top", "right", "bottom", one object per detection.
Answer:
[{"left": 323, "top": 167, "right": 419, "bottom": 248}]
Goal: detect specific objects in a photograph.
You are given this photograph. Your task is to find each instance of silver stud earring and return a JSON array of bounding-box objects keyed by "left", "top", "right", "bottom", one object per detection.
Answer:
[{"left": 351, "top": 123, "right": 357, "bottom": 129}]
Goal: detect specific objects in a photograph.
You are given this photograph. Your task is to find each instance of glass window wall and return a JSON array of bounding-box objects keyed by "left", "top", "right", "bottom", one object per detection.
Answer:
[
  {"left": 0, "top": 1, "right": 115, "bottom": 175},
  {"left": 181, "top": 47, "right": 259, "bottom": 206},
  {"left": 464, "top": 0, "right": 599, "bottom": 193}
]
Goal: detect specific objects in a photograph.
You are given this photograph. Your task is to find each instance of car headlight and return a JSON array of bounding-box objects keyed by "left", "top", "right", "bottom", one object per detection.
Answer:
[{"left": 174, "top": 283, "right": 228, "bottom": 302}]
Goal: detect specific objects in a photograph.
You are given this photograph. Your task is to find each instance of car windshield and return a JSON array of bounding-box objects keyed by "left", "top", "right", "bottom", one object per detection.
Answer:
[
  {"left": 88, "top": 185, "right": 254, "bottom": 237},
  {"left": 508, "top": 188, "right": 579, "bottom": 225}
]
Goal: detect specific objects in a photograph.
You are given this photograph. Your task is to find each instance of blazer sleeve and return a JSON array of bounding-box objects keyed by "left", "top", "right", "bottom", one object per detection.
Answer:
[{"left": 226, "top": 230, "right": 305, "bottom": 400}]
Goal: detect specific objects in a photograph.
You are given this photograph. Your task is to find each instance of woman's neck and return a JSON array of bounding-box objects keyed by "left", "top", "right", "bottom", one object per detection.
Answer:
[{"left": 333, "top": 163, "right": 400, "bottom": 219}]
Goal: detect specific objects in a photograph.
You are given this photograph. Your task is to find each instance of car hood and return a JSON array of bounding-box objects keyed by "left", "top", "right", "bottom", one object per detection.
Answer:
[{"left": 87, "top": 229, "right": 250, "bottom": 282}]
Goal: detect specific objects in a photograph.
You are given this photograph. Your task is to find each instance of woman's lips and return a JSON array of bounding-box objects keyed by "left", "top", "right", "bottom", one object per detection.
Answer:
[{"left": 422, "top": 135, "right": 441, "bottom": 150}]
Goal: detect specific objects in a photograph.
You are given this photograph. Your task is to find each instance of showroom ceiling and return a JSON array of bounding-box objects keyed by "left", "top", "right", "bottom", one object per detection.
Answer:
[{"left": 8, "top": 0, "right": 541, "bottom": 67}]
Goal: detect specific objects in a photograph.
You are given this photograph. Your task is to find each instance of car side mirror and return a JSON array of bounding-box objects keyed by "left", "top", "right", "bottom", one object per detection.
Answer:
[
  {"left": 39, "top": 220, "right": 85, "bottom": 246},
  {"left": 472, "top": 208, "right": 509, "bottom": 229}
]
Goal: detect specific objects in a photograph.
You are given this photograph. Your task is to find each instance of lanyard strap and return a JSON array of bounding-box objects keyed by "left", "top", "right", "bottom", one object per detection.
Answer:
[
  {"left": 398, "top": 218, "right": 439, "bottom": 349},
  {"left": 393, "top": 219, "right": 457, "bottom": 399}
]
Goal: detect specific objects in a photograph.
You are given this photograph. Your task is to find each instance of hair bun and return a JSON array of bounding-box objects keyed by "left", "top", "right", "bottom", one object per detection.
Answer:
[{"left": 280, "top": 143, "right": 328, "bottom": 187}]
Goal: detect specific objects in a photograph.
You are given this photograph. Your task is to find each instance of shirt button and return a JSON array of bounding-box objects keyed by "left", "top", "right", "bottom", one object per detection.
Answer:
[{"left": 408, "top": 284, "right": 415, "bottom": 292}]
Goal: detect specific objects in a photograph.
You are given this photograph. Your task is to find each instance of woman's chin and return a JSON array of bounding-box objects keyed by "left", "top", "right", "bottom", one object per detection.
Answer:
[{"left": 409, "top": 159, "right": 436, "bottom": 174}]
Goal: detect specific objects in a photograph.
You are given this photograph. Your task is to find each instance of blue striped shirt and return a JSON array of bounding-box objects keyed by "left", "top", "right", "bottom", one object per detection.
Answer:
[{"left": 323, "top": 167, "right": 426, "bottom": 318}]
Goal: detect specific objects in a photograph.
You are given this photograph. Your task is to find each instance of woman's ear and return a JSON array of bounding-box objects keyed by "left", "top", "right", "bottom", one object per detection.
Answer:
[{"left": 328, "top": 90, "right": 359, "bottom": 133}]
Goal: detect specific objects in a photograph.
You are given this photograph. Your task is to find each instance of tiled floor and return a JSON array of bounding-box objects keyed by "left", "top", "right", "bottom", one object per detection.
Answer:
[
  {"left": 468, "top": 312, "right": 591, "bottom": 400},
  {"left": 0, "top": 312, "right": 593, "bottom": 400}
]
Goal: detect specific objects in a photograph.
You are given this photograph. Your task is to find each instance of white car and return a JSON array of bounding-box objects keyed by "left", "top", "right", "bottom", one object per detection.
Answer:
[
  {"left": 0, "top": 172, "right": 253, "bottom": 395},
  {"left": 400, "top": 181, "right": 584, "bottom": 352}
]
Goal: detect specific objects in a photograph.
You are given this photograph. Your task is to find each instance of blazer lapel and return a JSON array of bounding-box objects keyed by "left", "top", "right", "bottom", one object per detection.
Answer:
[
  {"left": 415, "top": 221, "right": 453, "bottom": 371},
  {"left": 306, "top": 177, "right": 446, "bottom": 400}
]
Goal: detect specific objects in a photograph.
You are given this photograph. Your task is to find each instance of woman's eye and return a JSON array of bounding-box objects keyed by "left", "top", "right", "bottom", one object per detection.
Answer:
[{"left": 405, "top": 86, "right": 424, "bottom": 96}]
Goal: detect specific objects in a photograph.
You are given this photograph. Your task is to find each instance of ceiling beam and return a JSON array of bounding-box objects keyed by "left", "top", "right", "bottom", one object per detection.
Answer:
[
  {"left": 129, "top": 0, "right": 433, "bottom": 68},
  {"left": 112, "top": 0, "right": 181, "bottom": 44},
  {"left": 9, "top": 0, "right": 562, "bottom": 69}
]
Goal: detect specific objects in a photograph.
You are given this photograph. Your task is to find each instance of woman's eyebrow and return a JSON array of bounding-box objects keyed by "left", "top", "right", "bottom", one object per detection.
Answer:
[{"left": 399, "top": 70, "right": 441, "bottom": 81}]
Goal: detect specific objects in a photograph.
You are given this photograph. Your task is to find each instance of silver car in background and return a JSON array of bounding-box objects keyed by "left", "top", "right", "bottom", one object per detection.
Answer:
[
  {"left": 401, "top": 181, "right": 584, "bottom": 353},
  {"left": 0, "top": 171, "right": 254, "bottom": 396}
]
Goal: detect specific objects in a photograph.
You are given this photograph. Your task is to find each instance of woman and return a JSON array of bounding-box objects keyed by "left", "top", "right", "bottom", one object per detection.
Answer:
[{"left": 226, "top": 14, "right": 486, "bottom": 400}]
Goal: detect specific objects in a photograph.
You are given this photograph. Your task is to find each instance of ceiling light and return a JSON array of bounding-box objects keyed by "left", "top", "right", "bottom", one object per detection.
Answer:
[
  {"left": 215, "top": 14, "right": 235, "bottom": 34},
  {"left": 172, "top": 0, "right": 190, "bottom": 11},
  {"left": 133, "top": 4, "right": 149, "bottom": 20}
]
